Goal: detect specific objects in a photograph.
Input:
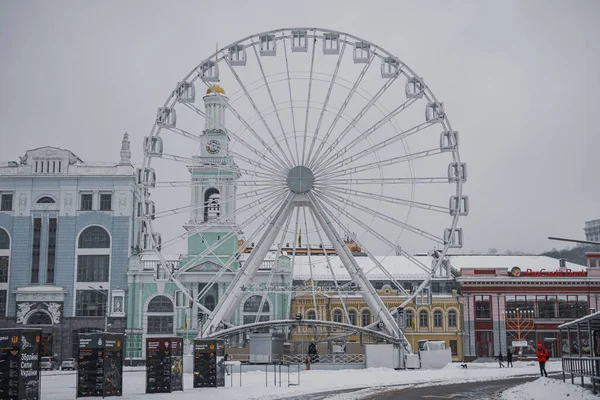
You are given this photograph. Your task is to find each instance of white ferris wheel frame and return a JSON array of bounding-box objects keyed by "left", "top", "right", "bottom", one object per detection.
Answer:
[{"left": 139, "top": 27, "right": 467, "bottom": 352}]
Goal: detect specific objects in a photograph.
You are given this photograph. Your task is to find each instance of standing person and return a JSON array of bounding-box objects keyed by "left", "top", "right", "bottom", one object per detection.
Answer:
[
  {"left": 495, "top": 351, "right": 505, "bottom": 368},
  {"left": 536, "top": 344, "right": 549, "bottom": 377},
  {"left": 506, "top": 349, "right": 513, "bottom": 367}
]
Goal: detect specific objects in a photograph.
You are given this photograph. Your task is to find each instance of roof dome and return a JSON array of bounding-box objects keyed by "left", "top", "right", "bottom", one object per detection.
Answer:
[{"left": 206, "top": 85, "right": 225, "bottom": 95}]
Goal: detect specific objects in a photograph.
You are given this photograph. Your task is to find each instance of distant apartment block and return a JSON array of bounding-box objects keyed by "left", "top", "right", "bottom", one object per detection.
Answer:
[{"left": 584, "top": 219, "right": 600, "bottom": 242}]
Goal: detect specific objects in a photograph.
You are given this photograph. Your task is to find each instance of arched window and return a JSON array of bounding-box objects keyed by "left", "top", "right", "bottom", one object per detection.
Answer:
[
  {"left": 333, "top": 309, "right": 342, "bottom": 323},
  {"left": 204, "top": 188, "right": 221, "bottom": 222},
  {"left": 204, "top": 295, "right": 216, "bottom": 311},
  {"left": 307, "top": 310, "right": 316, "bottom": 320},
  {"left": 147, "top": 295, "right": 174, "bottom": 334},
  {"left": 433, "top": 310, "right": 443, "bottom": 327},
  {"left": 405, "top": 310, "right": 414, "bottom": 328},
  {"left": 148, "top": 296, "right": 174, "bottom": 312},
  {"left": 361, "top": 310, "right": 371, "bottom": 327},
  {"left": 448, "top": 310, "right": 457, "bottom": 327},
  {"left": 348, "top": 310, "right": 357, "bottom": 326},
  {"left": 76, "top": 226, "right": 110, "bottom": 285},
  {"left": 78, "top": 226, "right": 110, "bottom": 248},
  {"left": 0, "top": 228, "right": 9, "bottom": 250},
  {"left": 419, "top": 310, "right": 429, "bottom": 327},
  {"left": 36, "top": 196, "right": 55, "bottom": 204},
  {"left": 26, "top": 311, "right": 52, "bottom": 325},
  {"left": 243, "top": 295, "right": 270, "bottom": 330}
]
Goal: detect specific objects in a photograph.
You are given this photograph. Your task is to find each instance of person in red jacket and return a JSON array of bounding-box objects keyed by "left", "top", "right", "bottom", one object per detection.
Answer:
[{"left": 536, "top": 344, "right": 549, "bottom": 377}]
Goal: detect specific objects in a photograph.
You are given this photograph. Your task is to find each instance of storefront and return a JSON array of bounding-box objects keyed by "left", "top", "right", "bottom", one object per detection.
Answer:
[{"left": 451, "top": 255, "right": 600, "bottom": 360}]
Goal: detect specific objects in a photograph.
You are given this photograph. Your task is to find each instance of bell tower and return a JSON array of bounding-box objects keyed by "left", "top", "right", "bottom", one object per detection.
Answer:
[{"left": 184, "top": 84, "right": 240, "bottom": 268}]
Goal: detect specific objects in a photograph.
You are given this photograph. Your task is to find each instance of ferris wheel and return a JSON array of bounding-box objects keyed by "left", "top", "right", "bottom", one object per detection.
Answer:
[{"left": 140, "top": 28, "right": 467, "bottom": 349}]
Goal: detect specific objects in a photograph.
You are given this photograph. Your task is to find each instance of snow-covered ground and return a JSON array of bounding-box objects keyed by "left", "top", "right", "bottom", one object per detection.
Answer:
[
  {"left": 41, "top": 361, "right": 564, "bottom": 400},
  {"left": 502, "top": 376, "right": 597, "bottom": 400}
]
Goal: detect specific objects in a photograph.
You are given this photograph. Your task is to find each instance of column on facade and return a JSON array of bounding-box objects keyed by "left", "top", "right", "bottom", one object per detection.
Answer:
[
  {"left": 492, "top": 294, "right": 507, "bottom": 355},
  {"left": 463, "top": 295, "right": 476, "bottom": 357}
]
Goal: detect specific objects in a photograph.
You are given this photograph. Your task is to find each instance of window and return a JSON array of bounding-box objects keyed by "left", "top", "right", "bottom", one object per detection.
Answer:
[
  {"left": 100, "top": 194, "right": 112, "bottom": 211},
  {"left": 204, "top": 295, "right": 215, "bottom": 311},
  {"left": 475, "top": 295, "right": 491, "bottom": 319},
  {"left": 147, "top": 316, "right": 174, "bottom": 334},
  {"left": 361, "top": 310, "right": 371, "bottom": 327},
  {"left": 419, "top": 310, "right": 429, "bottom": 327},
  {"left": 537, "top": 296, "right": 557, "bottom": 318},
  {"left": 37, "top": 196, "right": 55, "bottom": 204},
  {"left": 0, "top": 228, "right": 9, "bottom": 249},
  {"left": 333, "top": 309, "right": 342, "bottom": 323},
  {"left": 449, "top": 340, "right": 458, "bottom": 356},
  {"left": 46, "top": 217, "right": 56, "bottom": 284},
  {"left": 433, "top": 310, "right": 443, "bottom": 327},
  {"left": 0, "top": 257, "right": 8, "bottom": 283},
  {"left": 204, "top": 188, "right": 220, "bottom": 222},
  {"left": 75, "top": 290, "right": 107, "bottom": 316},
  {"left": 243, "top": 295, "right": 270, "bottom": 330},
  {"left": 78, "top": 226, "right": 110, "bottom": 248},
  {"left": 0, "top": 290, "right": 6, "bottom": 316},
  {"left": 31, "top": 218, "right": 42, "bottom": 284},
  {"left": 243, "top": 295, "right": 270, "bottom": 312},
  {"left": 307, "top": 310, "right": 316, "bottom": 320},
  {"left": 148, "top": 296, "right": 174, "bottom": 313},
  {"left": 77, "top": 255, "right": 109, "bottom": 282},
  {"left": 448, "top": 310, "right": 457, "bottom": 327},
  {"left": 405, "top": 310, "right": 414, "bottom": 328},
  {"left": 0, "top": 194, "right": 13, "bottom": 211},
  {"left": 348, "top": 310, "right": 357, "bottom": 326},
  {"left": 80, "top": 193, "right": 93, "bottom": 211}
]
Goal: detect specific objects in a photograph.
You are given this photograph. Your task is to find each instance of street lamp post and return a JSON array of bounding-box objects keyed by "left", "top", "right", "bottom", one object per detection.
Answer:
[{"left": 89, "top": 285, "right": 109, "bottom": 332}]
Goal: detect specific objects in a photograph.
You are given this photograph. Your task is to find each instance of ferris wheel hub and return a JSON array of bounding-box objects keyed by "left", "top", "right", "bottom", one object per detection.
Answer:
[{"left": 286, "top": 166, "right": 315, "bottom": 194}]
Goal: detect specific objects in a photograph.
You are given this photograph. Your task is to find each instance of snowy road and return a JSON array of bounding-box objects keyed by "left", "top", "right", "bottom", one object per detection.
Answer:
[{"left": 39, "top": 361, "right": 564, "bottom": 399}]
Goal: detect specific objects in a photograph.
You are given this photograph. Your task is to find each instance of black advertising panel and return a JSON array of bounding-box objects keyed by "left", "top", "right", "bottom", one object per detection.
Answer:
[
  {"left": 77, "top": 333, "right": 123, "bottom": 398},
  {"left": 215, "top": 340, "right": 225, "bottom": 388},
  {"left": 146, "top": 338, "right": 170, "bottom": 394},
  {"left": 193, "top": 340, "right": 217, "bottom": 388},
  {"left": 103, "top": 334, "right": 123, "bottom": 397},
  {"left": 170, "top": 338, "right": 183, "bottom": 392},
  {"left": 0, "top": 328, "right": 42, "bottom": 400},
  {"left": 77, "top": 333, "right": 103, "bottom": 398}
]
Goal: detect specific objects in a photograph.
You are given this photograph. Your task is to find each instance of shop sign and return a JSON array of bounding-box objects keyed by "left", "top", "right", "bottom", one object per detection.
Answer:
[{"left": 509, "top": 266, "right": 587, "bottom": 277}]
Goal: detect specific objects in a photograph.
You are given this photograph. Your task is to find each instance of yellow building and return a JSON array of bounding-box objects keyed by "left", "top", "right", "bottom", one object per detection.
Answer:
[{"left": 289, "top": 283, "right": 464, "bottom": 362}]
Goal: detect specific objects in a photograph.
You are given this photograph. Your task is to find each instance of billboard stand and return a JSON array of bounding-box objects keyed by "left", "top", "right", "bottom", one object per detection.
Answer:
[
  {"left": 76, "top": 332, "right": 124, "bottom": 398},
  {"left": 145, "top": 337, "right": 184, "bottom": 393},
  {"left": 193, "top": 339, "right": 225, "bottom": 388},
  {"left": 0, "top": 328, "right": 42, "bottom": 400}
]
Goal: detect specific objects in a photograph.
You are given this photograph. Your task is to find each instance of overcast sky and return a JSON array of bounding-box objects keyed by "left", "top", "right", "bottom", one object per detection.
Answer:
[{"left": 1, "top": 0, "right": 599, "bottom": 255}]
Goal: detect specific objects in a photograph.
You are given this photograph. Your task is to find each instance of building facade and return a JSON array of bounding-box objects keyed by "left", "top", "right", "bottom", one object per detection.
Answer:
[
  {"left": 584, "top": 219, "right": 600, "bottom": 242},
  {"left": 0, "top": 136, "right": 139, "bottom": 360},
  {"left": 453, "top": 255, "right": 600, "bottom": 360}
]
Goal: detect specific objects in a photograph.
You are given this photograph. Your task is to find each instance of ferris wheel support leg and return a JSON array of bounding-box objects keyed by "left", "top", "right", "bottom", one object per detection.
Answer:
[
  {"left": 200, "top": 192, "right": 296, "bottom": 338},
  {"left": 307, "top": 192, "right": 412, "bottom": 353}
]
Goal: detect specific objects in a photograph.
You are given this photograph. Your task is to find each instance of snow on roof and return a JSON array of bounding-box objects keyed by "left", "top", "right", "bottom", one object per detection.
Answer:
[
  {"left": 292, "top": 255, "right": 434, "bottom": 281},
  {"left": 80, "top": 161, "right": 119, "bottom": 167},
  {"left": 140, "top": 253, "right": 181, "bottom": 262},
  {"left": 446, "top": 254, "right": 586, "bottom": 272}
]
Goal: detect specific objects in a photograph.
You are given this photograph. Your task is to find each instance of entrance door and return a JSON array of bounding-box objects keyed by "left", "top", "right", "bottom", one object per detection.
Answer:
[{"left": 475, "top": 331, "right": 494, "bottom": 358}]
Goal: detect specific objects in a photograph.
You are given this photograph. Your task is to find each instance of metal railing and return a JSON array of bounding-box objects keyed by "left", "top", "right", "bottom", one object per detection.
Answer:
[
  {"left": 562, "top": 355, "right": 600, "bottom": 389},
  {"left": 282, "top": 353, "right": 365, "bottom": 364}
]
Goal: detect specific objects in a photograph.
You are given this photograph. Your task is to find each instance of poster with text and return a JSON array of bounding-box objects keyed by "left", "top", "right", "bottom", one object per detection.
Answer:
[
  {"left": 77, "top": 333, "right": 104, "bottom": 398},
  {"left": 103, "top": 334, "right": 123, "bottom": 397},
  {"left": 18, "top": 330, "right": 41, "bottom": 400},
  {"left": 171, "top": 338, "right": 183, "bottom": 392},
  {"left": 193, "top": 340, "right": 217, "bottom": 388},
  {"left": 146, "top": 338, "right": 170, "bottom": 393}
]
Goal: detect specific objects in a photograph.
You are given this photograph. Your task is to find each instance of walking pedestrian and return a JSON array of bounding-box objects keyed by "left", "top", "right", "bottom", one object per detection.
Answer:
[
  {"left": 536, "top": 344, "right": 549, "bottom": 377},
  {"left": 495, "top": 351, "right": 505, "bottom": 368},
  {"left": 506, "top": 350, "right": 513, "bottom": 367}
]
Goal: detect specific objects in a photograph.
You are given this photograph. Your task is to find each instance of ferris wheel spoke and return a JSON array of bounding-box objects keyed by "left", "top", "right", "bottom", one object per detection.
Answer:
[
  {"left": 314, "top": 96, "right": 421, "bottom": 174},
  {"left": 151, "top": 186, "right": 282, "bottom": 220},
  {"left": 218, "top": 58, "right": 293, "bottom": 170},
  {"left": 311, "top": 73, "right": 401, "bottom": 172},
  {"left": 320, "top": 185, "right": 448, "bottom": 214},
  {"left": 315, "top": 194, "right": 432, "bottom": 275},
  {"left": 318, "top": 147, "right": 444, "bottom": 180},
  {"left": 308, "top": 51, "right": 376, "bottom": 170},
  {"left": 159, "top": 188, "right": 287, "bottom": 251},
  {"left": 316, "top": 119, "right": 435, "bottom": 175},
  {"left": 305, "top": 38, "right": 347, "bottom": 169},
  {"left": 182, "top": 102, "right": 286, "bottom": 173},
  {"left": 249, "top": 43, "right": 297, "bottom": 167},
  {"left": 281, "top": 34, "right": 301, "bottom": 165},
  {"left": 315, "top": 188, "right": 445, "bottom": 244},
  {"left": 300, "top": 31, "right": 318, "bottom": 166},
  {"left": 307, "top": 206, "right": 351, "bottom": 322},
  {"left": 318, "top": 176, "right": 450, "bottom": 185},
  {"left": 176, "top": 190, "right": 288, "bottom": 275}
]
